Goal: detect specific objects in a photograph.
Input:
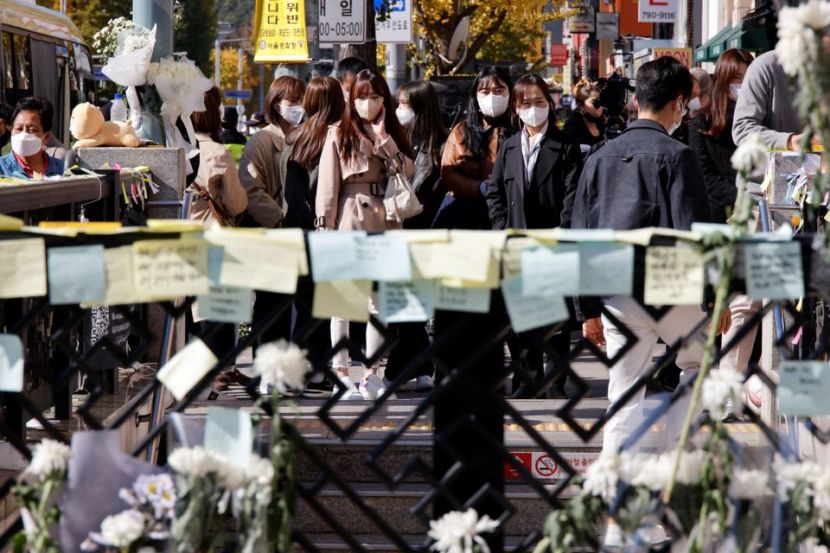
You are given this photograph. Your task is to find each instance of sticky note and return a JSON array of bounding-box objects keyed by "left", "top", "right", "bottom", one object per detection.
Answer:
[
  {"left": 157, "top": 339, "right": 219, "bottom": 401},
  {"left": 579, "top": 243, "right": 634, "bottom": 296},
  {"left": 378, "top": 281, "right": 434, "bottom": 322},
  {"left": 521, "top": 245, "right": 580, "bottom": 297},
  {"left": 434, "top": 284, "right": 491, "bottom": 313},
  {"left": 0, "top": 238, "right": 47, "bottom": 299},
  {"left": 644, "top": 245, "right": 704, "bottom": 306},
  {"left": 556, "top": 228, "right": 616, "bottom": 242},
  {"left": 691, "top": 222, "right": 735, "bottom": 238},
  {"left": 0, "top": 334, "right": 23, "bottom": 392},
  {"left": 204, "top": 407, "right": 253, "bottom": 468},
  {"left": 312, "top": 280, "right": 372, "bottom": 322},
  {"left": 47, "top": 245, "right": 106, "bottom": 305},
  {"left": 308, "top": 232, "right": 363, "bottom": 281},
  {"left": 428, "top": 242, "right": 492, "bottom": 282},
  {"left": 99, "top": 246, "right": 171, "bottom": 305},
  {"left": 355, "top": 233, "right": 412, "bottom": 281},
  {"left": 501, "top": 275, "right": 569, "bottom": 333},
  {"left": 778, "top": 361, "right": 830, "bottom": 416},
  {"left": 133, "top": 239, "right": 210, "bottom": 297},
  {"left": 208, "top": 231, "right": 299, "bottom": 293},
  {"left": 744, "top": 241, "right": 805, "bottom": 300},
  {"left": 264, "top": 228, "right": 309, "bottom": 275},
  {"left": 197, "top": 285, "right": 254, "bottom": 323}
]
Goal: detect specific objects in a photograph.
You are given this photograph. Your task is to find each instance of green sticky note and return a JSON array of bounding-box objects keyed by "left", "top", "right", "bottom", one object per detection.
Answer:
[
  {"left": 434, "top": 284, "right": 491, "bottom": 313},
  {"left": 521, "top": 245, "right": 580, "bottom": 297},
  {"left": 378, "top": 280, "right": 434, "bottom": 323},
  {"left": 778, "top": 361, "right": 830, "bottom": 416},
  {"left": 501, "top": 275, "right": 569, "bottom": 333},
  {"left": 47, "top": 245, "right": 106, "bottom": 305},
  {"left": 578, "top": 243, "right": 634, "bottom": 296},
  {"left": 204, "top": 406, "right": 253, "bottom": 468},
  {"left": 197, "top": 285, "right": 254, "bottom": 323},
  {"left": 745, "top": 241, "right": 805, "bottom": 300},
  {"left": 0, "top": 334, "right": 23, "bottom": 392}
]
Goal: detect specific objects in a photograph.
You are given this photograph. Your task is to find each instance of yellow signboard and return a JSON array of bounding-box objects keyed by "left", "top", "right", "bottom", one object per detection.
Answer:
[
  {"left": 652, "top": 47, "right": 693, "bottom": 68},
  {"left": 254, "top": 0, "right": 309, "bottom": 63}
]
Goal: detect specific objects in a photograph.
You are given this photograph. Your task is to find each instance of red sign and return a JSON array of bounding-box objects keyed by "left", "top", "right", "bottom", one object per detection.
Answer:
[
  {"left": 504, "top": 452, "right": 532, "bottom": 479},
  {"left": 550, "top": 44, "right": 569, "bottom": 67}
]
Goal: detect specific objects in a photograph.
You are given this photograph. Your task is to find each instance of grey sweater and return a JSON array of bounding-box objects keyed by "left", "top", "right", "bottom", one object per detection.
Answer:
[{"left": 732, "top": 51, "right": 803, "bottom": 149}]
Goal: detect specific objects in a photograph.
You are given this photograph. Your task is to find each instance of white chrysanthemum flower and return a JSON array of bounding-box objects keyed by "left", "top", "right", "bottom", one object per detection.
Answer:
[
  {"left": 813, "top": 471, "right": 830, "bottom": 522},
  {"left": 428, "top": 509, "right": 499, "bottom": 553},
  {"left": 23, "top": 439, "right": 71, "bottom": 480},
  {"left": 619, "top": 452, "right": 669, "bottom": 491},
  {"left": 674, "top": 449, "right": 708, "bottom": 486},
  {"left": 582, "top": 451, "right": 620, "bottom": 503},
  {"left": 702, "top": 368, "right": 745, "bottom": 419},
  {"left": 729, "top": 469, "right": 769, "bottom": 499},
  {"left": 773, "top": 456, "right": 821, "bottom": 505},
  {"left": 167, "top": 446, "right": 223, "bottom": 477},
  {"left": 731, "top": 133, "right": 768, "bottom": 175},
  {"left": 246, "top": 455, "right": 275, "bottom": 486},
  {"left": 98, "top": 509, "right": 145, "bottom": 547},
  {"left": 253, "top": 339, "right": 310, "bottom": 393},
  {"left": 132, "top": 473, "right": 176, "bottom": 519},
  {"left": 776, "top": 0, "right": 830, "bottom": 75}
]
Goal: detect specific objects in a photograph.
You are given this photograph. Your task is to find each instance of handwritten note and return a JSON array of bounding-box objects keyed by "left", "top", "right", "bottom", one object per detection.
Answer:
[
  {"left": 644, "top": 245, "right": 704, "bottom": 306},
  {"left": 521, "top": 245, "right": 580, "bottom": 297},
  {"left": 0, "top": 238, "right": 47, "bottom": 299},
  {"left": 434, "top": 284, "right": 491, "bottom": 314},
  {"left": 99, "top": 246, "right": 166, "bottom": 305},
  {"left": 312, "top": 280, "right": 372, "bottom": 322},
  {"left": 47, "top": 245, "right": 106, "bottom": 305},
  {"left": 378, "top": 281, "right": 434, "bottom": 322},
  {"left": 204, "top": 407, "right": 253, "bottom": 468},
  {"left": 744, "top": 242, "right": 805, "bottom": 300},
  {"left": 501, "top": 275, "right": 569, "bottom": 333},
  {"left": 778, "top": 361, "right": 830, "bottom": 416},
  {"left": 197, "top": 285, "right": 254, "bottom": 323},
  {"left": 157, "top": 339, "right": 219, "bottom": 401},
  {"left": 133, "top": 239, "right": 209, "bottom": 297},
  {"left": 207, "top": 231, "right": 300, "bottom": 294},
  {"left": 0, "top": 334, "right": 23, "bottom": 392},
  {"left": 355, "top": 234, "right": 412, "bottom": 281},
  {"left": 579, "top": 243, "right": 634, "bottom": 296},
  {"left": 308, "top": 232, "right": 362, "bottom": 282}
]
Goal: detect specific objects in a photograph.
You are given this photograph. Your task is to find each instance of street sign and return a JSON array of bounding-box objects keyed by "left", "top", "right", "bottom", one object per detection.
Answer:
[
  {"left": 596, "top": 12, "right": 619, "bottom": 40},
  {"left": 225, "top": 89, "right": 254, "bottom": 100},
  {"left": 638, "top": 0, "right": 677, "bottom": 23},
  {"left": 568, "top": 6, "right": 595, "bottom": 33},
  {"left": 653, "top": 47, "right": 692, "bottom": 67},
  {"left": 319, "top": 0, "right": 366, "bottom": 43},
  {"left": 254, "top": 0, "right": 310, "bottom": 62},
  {"left": 375, "top": 0, "right": 412, "bottom": 43},
  {"left": 550, "top": 44, "right": 569, "bottom": 67}
]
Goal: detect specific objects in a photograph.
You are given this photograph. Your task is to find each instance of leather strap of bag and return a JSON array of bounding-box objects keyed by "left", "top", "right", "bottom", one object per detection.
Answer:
[{"left": 190, "top": 181, "right": 238, "bottom": 226}]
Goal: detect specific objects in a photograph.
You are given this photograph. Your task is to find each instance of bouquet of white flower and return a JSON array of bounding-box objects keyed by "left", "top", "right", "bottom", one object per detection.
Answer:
[{"left": 92, "top": 17, "right": 136, "bottom": 62}]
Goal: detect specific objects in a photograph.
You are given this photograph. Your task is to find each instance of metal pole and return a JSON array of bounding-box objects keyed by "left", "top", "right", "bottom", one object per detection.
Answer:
[
  {"left": 133, "top": 0, "right": 173, "bottom": 60},
  {"left": 385, "top": 44, "right": 407, "bottom": 93},
  {"left": 214, "top": 39, "right": 221, "bottom": 87}
]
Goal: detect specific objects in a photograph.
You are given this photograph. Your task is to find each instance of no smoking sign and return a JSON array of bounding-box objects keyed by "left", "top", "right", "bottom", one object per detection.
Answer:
[{"left": 504, "top": 451, "right": 597, "bottom": 480}]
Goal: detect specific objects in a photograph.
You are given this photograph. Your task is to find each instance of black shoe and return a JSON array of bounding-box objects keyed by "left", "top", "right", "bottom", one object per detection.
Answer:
[
  {"left": 547, "top": 384, "right": 568, "bottom": 399},
  {"left": 303, "top": 377, "right": 334, "bottom": 396}
]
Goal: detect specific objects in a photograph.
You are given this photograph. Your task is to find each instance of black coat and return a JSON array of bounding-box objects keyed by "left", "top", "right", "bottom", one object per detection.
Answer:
[
  {"left": 571, "top": 119, "right": 713, "bottom": 231},
  {"left": 485, "top": 124, "right": 583, "bottom": 230},
  {"left": 688, "top": 104, "right": 738, "bottom": 224}
]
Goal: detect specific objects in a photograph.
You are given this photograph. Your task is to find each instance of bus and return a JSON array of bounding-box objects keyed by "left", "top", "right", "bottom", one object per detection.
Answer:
[{"left": 0, "top": 0, "right": 95, "bottom": 145}]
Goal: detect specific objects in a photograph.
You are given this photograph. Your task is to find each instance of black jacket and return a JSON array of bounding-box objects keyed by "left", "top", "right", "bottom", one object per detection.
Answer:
[
  {"left": 571, "top": 119, "right": 713, "bottom": 231},
  {"left": 485, "top": 124, "right": 583, "bottom": 230},
  {"left": 563, "top": 111, "right": 605, "bottom": 151},
  {"left": 688, "top": 104, "right": 738, "bottom": 224}
]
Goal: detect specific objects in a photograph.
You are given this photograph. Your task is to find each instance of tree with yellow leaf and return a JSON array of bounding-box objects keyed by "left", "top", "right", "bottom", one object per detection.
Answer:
[
  {"left": 411, "top": 0, "right": 570, "bottom": 76},
  {"left": 211, "top": 47, "right": 262, "bottom": 112}
]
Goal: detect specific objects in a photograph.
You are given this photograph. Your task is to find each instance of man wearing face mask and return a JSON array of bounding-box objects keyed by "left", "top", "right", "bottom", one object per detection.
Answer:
[{"left": 0, "top": 97, "right": 64, "bottom": 178}]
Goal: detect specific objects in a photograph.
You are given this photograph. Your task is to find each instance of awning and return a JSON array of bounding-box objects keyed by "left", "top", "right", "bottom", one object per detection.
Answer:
[
  {"left": 727, "top": 25, "right": 771, "bottom": 52},
  {"left": 694, "top": 25, "right": 734, "bottom": 63}
]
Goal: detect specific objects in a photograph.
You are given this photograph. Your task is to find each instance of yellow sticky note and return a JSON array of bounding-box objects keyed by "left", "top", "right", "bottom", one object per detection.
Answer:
[
  {"left": 143, "top": 219, "right": 205, "bottom": 233},
  {"left": 157, "top": 339, "right": 219, "bottom": 401},
  {"left": 0, "top": 238, "right": 47, "bottom": 299},
  {"left": 389, "top": 229, "right": 450, "bottom": 243},
  {"left": 207, "top": 229, "right": 300, "bottom": 293},
  {"left": 0, "top": 214, "right": 23, "bottom": 231},
  {"left": 263, "top": 228, "right": 309, "bottom": 276},
  {"left": 644, "top": 245, "right": 705, "bottom": 306},
  {"left": 133, "top": 239, "right": 210, "bottom": 297},
  {"left": 38, "top": 221, "right": 124, "bottom": 234},
  {"left": 312, "top": 280, "right": 371, "bottom": 322},
  {"left": 97, "top": 246, "right": 175, "bottom": 306}
]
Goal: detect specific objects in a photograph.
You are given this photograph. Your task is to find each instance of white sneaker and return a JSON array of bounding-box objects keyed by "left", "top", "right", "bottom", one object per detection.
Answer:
[
  {"left": 415, "top": 375, "right": 435, "bottom": 391},
  {"left": 359, "top": 374, "right": 396, "bottom": 400},
  {"left": 643, "top": 524, "right": 668, "bottom": 545},
  {"left": 338, "top": 376, "right": 363, "bottom": 400},
  {"left": 603, "top": 522, "right": 623, "bottom": 548}
]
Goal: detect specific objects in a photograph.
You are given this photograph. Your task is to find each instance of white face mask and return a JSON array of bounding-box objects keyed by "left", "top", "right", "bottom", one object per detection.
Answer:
[
  {"left": 687, "top": 97, "right": 702, "bottom": 114},
  {"left": 396, "top": 107, "right": 415, "bottom": 128},
  {"left": 11, "top": 132, "right": 42, "bottom": 157},
  {"left": 667, "top": 101, "right": 683, "bottom": 135},
  {"left": 280, "top": 105, "right": 305, "bottom": 127},
  {"left": 355, "top": 97, "right": 384, "bottom": 122},
  {"left": 730, "top": 84, "right": 742, "bottom": 99},
  {"left": 477, "top": 93, "right": 509, "bottom": 118},
  {"left": 519, "top": 106, "right": 549, "bottom": 128}
]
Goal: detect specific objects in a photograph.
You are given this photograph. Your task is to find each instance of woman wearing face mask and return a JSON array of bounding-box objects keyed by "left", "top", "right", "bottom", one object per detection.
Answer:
[
  {"left": 563, "top": 79, "right": 606, "bottom": 155},
  {"left": 434, "top": 66, "right": 514, "bottom": 230},
  {"left": 316, "top": 69, "right": 415, "bottom": 400},
  {"left": 0, "top": 97, "right": 64, "bottom": 177},
  {"left": 689, "top": 48, "right": 754, "bottom": 223},
  {"left": 485, "top": 74, "right": 583, "bottom": 398}
]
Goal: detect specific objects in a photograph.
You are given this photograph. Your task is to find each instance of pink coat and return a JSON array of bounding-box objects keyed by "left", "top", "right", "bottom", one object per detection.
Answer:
[{"left": 316, "top": 124, "right": 415, "bottom": 231}]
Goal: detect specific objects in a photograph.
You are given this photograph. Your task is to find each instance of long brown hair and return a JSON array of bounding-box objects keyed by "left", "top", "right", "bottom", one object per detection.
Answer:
[
  {"left": 191, "top": 86, "right": 222, "bottom": 143},
  {"left": 573, "top": 78, "right": 600, "bottom": 108},
  {"left": 338, "top": 69, "right": 412, "bottom": 162},
  {"left": 397, "top": 80, "right": 446, "bottom": 160},
  {"left": 264, "top": 76, "right": 306, "bottom": 127},
  {"left": 291, "top": 77, "right": 345, "bottom": 171},
  {"left": 703, "top": 48, "right": 754, "bottom": 137}
]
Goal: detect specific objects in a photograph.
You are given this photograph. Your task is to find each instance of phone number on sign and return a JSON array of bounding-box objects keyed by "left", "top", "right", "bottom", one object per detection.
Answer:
[
  {"left": 640, "top": 11, "right": 676, "bottom": 20},
  {"left": 319, "top": 21, "right": 363, "bottom": 38}
]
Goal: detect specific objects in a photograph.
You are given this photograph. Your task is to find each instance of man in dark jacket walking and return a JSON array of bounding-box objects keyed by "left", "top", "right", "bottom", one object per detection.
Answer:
[{"left": 571, "top": 56, "right": 728, "bottom": 548}]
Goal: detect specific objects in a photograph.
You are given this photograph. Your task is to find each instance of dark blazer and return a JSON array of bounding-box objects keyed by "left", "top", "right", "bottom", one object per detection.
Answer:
[
  {"left": 485, "top": 124, "right": 583, "bottom": 230},
  {"left": 688, "top": 103, "right": 738, "bottom": 224}
]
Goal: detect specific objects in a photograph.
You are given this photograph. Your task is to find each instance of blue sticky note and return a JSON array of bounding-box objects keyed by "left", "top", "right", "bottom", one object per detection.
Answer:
[
  {"left": 197, "top": 285, "right": 254, "bottom": 323},
  {"left": 47, "top": 245, "right": 106, "bottom": 305},
  {"left": 778, "top": 361, "right": 830, "bottom": 416},
  {"left": 745, "top": 241, "right": 805, "bottom": 300},
  {"left": 501, "top": 275, "right": 569, "bottom": 333},
  {"left": 308, "top": 231, "right": 363, "bottom": 282},
  {"left": 355, "top": 233, "right": 412, "bottom": 281},
  {"left": 521, "top": 245, "right": 580, "bottom": 297},
  {"left": 0, "top": 333, "right": 23, "bottom": 392},
  {"left": 378, "top": 280, "right": 434, "bottom": 322},
  {"left": 579, "top": 243, "right": 634, "bottom": 296},
  {"left": 203, "top": 406, "right": 253, "bottom": 468},
  {"left": 308, "top": 231, "right": 412, "bottom": 282},
  {"left": 207, "top": 245, "right": 224, "bottom": 284},
  {"left": 434, "top": 284, "right": 491, "bottom": 314}
]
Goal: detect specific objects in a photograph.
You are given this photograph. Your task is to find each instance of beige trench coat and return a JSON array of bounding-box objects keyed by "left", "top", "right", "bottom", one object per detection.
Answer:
[
  {"left": 188, "top": 133, "right": 248, "bottom": 224},
  {"left": 238, "top": 124, "right": 286, "bottom": 228},
  {"left": 316, "top": 124, "right": 415, "bottom": 231}
]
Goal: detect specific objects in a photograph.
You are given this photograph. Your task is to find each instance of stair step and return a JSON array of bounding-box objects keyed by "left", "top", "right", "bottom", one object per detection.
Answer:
[{"left": 295, "top": 532, "right": 592, "bottom": 552}]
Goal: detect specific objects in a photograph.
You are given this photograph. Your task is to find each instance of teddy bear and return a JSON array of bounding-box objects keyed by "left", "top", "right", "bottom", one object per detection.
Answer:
[{"left": 70, "top": 102, "right": 141, "bottom": 149}]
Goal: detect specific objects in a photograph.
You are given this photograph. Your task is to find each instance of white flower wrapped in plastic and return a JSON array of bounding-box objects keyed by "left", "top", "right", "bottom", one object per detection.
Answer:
[
  {"left": 101, "top": 23, "right": 157, "bottom": 132},
  {"left": 428, "top": 509, "right": 499, "bottom": 553},
  {"left": 253, "top": 339, "right": 311, "bottom": 394}
]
